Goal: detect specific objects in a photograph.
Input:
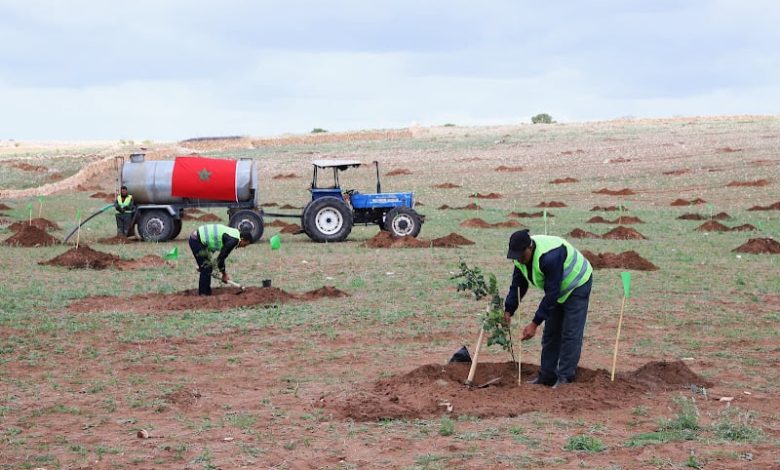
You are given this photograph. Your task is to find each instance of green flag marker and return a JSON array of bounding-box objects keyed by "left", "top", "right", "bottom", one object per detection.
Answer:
[
  {"left": 26, "top": 203, "right": 32, "bottom": 211},
  {"left": 37, "top": 196, "right": 44, "bottom": 203},
  {"left": 270, "top": 234, "right": 281, "bottom": 250},
  {"left": 164, "top": 246, "right": 179, "bottom": 261},
  {"left": 76, "top": 208, "right": 81, "bottom": 220},
  {"left": 621, "top": 271, "right": 632, "bottom": 298}
]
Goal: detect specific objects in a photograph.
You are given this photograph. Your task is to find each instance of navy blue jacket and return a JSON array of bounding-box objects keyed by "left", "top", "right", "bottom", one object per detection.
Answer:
[{"left": 505, "top": 245, "right": 566, "bottom": 325}]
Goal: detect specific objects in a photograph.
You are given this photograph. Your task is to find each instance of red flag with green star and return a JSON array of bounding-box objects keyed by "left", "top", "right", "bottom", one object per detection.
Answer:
[{"left": 171, "top": 156, "right": 238, "bottom": 202}]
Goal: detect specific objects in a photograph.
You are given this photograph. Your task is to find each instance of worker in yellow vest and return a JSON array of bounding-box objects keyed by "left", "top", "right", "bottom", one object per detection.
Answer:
[
  {"left": 189, "top": 224, "right": 253, "bottom": 295},
  {"left": 114, "top": 185, "right": 135, "bottom": 236},
  {"left": 504, "top": 229, "right": 593, "bottom": 388}
]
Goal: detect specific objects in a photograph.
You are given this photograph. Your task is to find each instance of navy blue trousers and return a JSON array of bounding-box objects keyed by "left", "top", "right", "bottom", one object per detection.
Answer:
[
  {"left": 538, "top": 276, "right": 592, "bottom": 383},
  {"left": 188, "top": 234, "right": 213, "bottom": 296}
]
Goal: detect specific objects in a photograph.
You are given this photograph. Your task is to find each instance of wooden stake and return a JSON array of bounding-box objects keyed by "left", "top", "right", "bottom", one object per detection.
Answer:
[
  {"left": 75, "top": 215, "right": 82, "bottom": 249},
  {"left": 517, "top": 337, "right": 522, "bottom": 386},
  {"left": 610, "top": 296, "right": 627, "bottom": 381},
  {"left": 465, "top": 328, "right": 484, "bottom": 386}
]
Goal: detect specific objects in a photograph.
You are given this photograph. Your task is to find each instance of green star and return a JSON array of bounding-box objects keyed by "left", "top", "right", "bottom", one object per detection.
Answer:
[{"left": 198, "top": 168, "right": 212, "bottom": 182}]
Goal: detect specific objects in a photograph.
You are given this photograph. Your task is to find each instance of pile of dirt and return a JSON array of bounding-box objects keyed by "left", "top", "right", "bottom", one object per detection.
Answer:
[
  {"left": 731, "top": 224, "right": 757, "bottom": 231},
  {"left": 671, "top": 198, "right": 706, "bottom": 206},
  {"left": 438, "top": 203, "right": 481, "bottom": 210},
  {"left": 732, "top": 238, "right": 780, "bottom": 254},
  {"left": 430, "top": 233, "right": 474, "bottom": 247},
  {"left": 508, "top": 211, "right": 553, "bottom": 218},
  {"left": 9, "top": 218, "right": 60, "bottom": 231},
  {"left": 363, "top": 231, "right": 429, "bottom": 248},
  {"left": 587, "top": 216, "right": 643, "bottom": 224},
  {"left": 0, "top": 203, "right": 12, "bottom": 210},
  {"left": 587, "top": 216, "right": 610, "bottom": 224},
  {"left": 662, "top": 168, "right": 691, "bottom": 175},
  {"left": 272, "top": 173, "right": 299, "bottom": 179},
  {"left": 549, "top": 177, "right": 578, "bottom": 184},
  {"left": 718, "top": 147, "right": 742, "bottom": 153},
  {"left": 536, "top": 201, "right": 566, "bottom": 208},
  {"left": 12, "top": 162, "right": 48, "bottom": 172},
  {"left": 727, "top": 179, "right": 770, "bottom": 187},
  {"left": 568, "top": 228, "right": 600, "bottom": 239},
  {"left": 76, "top": 184, "right": 102, "bottom": 192},
  {"left": 91, "top": 191, "right": 114, "bottom": 200},
  {"left": 386, "top": 168, "right": 412, "bottom": 176},
  {"left": 582, "top": 250, "right": 658, "bottom": 270},
  {"left": 590, "top": 206, "right": 625, "bottom": 212},
  {"left": 2, "top": 225, "right": 60, "bottom": 247},
  {"left": 263, "top": 202, "right": 279, "bottom": 207},
  {"left": 677, "top": 212, "right": 731, "bottom": 220},
  {"left": 471, "top": 192, "right": 503, "bottom": 199},
  {"left": 68, "top": 285, "right": 348, "bottom": 313},
  {"left": 97, "top": 236, "right": 139, "bottom": 244},
  {"left": 40, "top": 246, "right": 168, "bottom": 270},
  {"left": 433, "top": 182, "right": 461, "bottom": 189},
  {"left": 49, "top": 172, "right": 63, "bottom": 181},
  {"left": 279, "top": 224, "right": 302, "bottom": 234},
  {"left": 696, "top": 221, "right": 730, "bottom": 232},
  {"left": 266, "top": 220, "right": 294, "bottom": 227},
  {"left": 460, "top": 218, "right": 521, "bottom": 229},
  {"left": 181, "top": 213, "right": 221, "bottom": 221},
  {"left": 592, "top": 188, "right": 635, "bottom": 195},
  {"left": 601, "top": 226, "right": 647, "bottom": 240},
  {"left": 494, "top": 165, "right": 523, "bottom": 172},
  {"left": 279, "top": 204, "right": 301, "bottom": 210},
  {"left": 319, "top": 361, "right": 709, "bottom": 421},
  {"left": 747, "top": 201, "right": 780, "bottom": 211}
]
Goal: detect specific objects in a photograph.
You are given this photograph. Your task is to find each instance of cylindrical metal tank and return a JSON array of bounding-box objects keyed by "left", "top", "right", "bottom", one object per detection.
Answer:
[{"left": 122, "top": 157, "right": 256, "bottom": 204}]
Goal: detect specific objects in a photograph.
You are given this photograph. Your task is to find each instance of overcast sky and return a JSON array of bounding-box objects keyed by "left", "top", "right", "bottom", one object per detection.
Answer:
[{"left": 1, "top": 1, "right": 778, "bottom": 141}]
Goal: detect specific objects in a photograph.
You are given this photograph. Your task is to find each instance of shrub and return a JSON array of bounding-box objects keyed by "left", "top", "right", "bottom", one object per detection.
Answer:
[
  {"left": 531, "top": 113, "right": 554, "bottom": 124},
  {"left": 439, "top": 416, "right": 455, "bottom": 436},
  {"left": 563, "top": 434, "right": 605, "bottom": 452},
  {"left": 311, "top": 128, "right": 328, "bottom": 134}
]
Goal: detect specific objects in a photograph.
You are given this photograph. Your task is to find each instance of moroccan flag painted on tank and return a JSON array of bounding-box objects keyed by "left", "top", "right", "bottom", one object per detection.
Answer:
[{"left": 171, "top": 156, "right": 238, "bottom": 202}]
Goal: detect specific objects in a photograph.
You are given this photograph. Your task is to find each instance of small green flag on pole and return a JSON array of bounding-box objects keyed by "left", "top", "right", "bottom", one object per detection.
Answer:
[
  {"left": 270, "top": 234, "right": 281, "bottom": 250},
  {"left": 707, "top": 203, "right": 713, "bottom": 219},
  {"left": 621, "top": 271, "right": 632, "bottom": 298},
  {"left": 543, "top": 208, "right": 548, "bottom": 235},
  {"left": 164, "top": 246, "right": 179, "bottom": 261},
  {"left": 37, "top": 196, "right": 44, "bottom": 217},
  {"left": 27, "top": 203, "right": 33, "bottom": 224}
]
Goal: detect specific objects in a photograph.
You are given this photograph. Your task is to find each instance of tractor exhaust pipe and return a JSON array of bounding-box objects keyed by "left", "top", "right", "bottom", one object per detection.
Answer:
[{"left": 373, "top": 161, "right": 381, "bottom": 193}]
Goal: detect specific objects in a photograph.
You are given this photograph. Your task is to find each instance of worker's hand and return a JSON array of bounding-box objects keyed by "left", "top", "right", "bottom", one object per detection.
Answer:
[
  {"left": 221, "top": 272, "right": 229, "bottom": 283},
  {"left": 503, "top": 311, "right": 512, "bottom": 327},
  {"left": 521, "top": 322, "right": 538, "bottom": 341}
]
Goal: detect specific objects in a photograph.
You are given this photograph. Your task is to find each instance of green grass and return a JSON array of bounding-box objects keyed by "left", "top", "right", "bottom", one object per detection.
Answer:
[{"left": 563, "top": 434, "right": 606, "bottom": 452}]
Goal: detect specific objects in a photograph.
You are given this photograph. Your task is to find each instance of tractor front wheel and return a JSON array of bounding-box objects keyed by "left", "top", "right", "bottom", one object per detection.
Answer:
[
  {"left": 303, "top": 197, "right": 353, "bottom": 242},
  {"left": 384, "top": 207, "right": 422, "bottom": 238}
]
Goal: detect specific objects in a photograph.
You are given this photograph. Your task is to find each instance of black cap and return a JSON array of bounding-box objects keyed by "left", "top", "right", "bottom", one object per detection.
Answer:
[{"left": 506, "top": 229, "right": 531, "bottom": 260}]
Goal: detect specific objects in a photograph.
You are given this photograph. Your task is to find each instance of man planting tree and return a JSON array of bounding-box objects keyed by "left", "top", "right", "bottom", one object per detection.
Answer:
[
  {"left": 188, "top": 224, "right": 253, "bottom": 296},
  {"left": 504, "top": 229, "right": 593, "bottom": 388}
]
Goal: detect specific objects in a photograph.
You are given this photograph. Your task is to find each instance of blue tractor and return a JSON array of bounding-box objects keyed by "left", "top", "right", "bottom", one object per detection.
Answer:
[{"left": 301, "top": 160, "right": 423, "bottom": 242}]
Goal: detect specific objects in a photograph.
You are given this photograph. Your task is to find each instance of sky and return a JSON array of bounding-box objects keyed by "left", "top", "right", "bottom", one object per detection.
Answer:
[{"left": 1, "top": 0, "right": 778, "bottom": 141}]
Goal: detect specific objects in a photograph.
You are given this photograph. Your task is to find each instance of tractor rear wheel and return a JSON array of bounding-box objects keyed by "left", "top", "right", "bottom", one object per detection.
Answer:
[
  {"left": 229, "top": 210, "right": 264, "bottom": 242},
  {"left": 137, "top": 210, "right": 176, "bottom": 242},
  {"left": 303, "top": 197, "right": 353, "bottom": 242},
  {"left": 384, "top": 207, "right": 422, "bottom": 238}
]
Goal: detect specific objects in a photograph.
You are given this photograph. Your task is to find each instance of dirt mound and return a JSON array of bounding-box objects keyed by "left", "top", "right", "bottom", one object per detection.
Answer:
[
  {"left": 430, "top": 233, "right": 474, "bottom": 247},
  {"left": 747, "top": 201, "right": 780, "bottom": 211},
  {"left": 549, "top": 177, "right": 578, "bottom": 184},
  {"left": 12, "top": 162, "right": 48, "bottom": 172},
  {"left": 9, "top": 218, "right": 60, "bottom": 231},
  {"left": 97, "top": 236, "right": 139, "bottom": 244},
  {"left": 40, "top": 246, "right": 168, "bottom": 270},
  {"left": 718, "top": 147, "right": 742, "bottom": 153},
  {"left": 439, "top": 203, "right": 481, "bottom": 210},
  {"left": 727, "top": 179, "right": 769, "bottom": 187},
  {"left": 494, "top": 165, "right": 523, "bottom": 172},
  {"left": 459, "top": 218, "right": 521, "bottom": 229},
  {"left": 197, "top": 213, "right": 221, "bottom": 222},
  {"left": 613, "top": 216, "right": 643, "bottom": 224},
  {"left": 272, "top": 173, "right": 299, "bottom": 179},
  {"left": 732, "top": 238, "right": 780, "bottom": 254},
  {"left": 433, "top": 182, "right": 460, "bottom": 189},
  {"left": 677, "top": 212, "right": 731, "bottom": 221},
  {"left": 266, "top": 220, "right": 293, "bottom": 227},
  {"left": 696, "top": 221, "right": 730, "bottom": 232},
  {"left": 279, "top": 204, "right": 301, "bottom": 210},
  {"left": 386, "top": 168, "right": 412, "bottom": 176},
  {"left": 536, "top": 201, "right": 566, "bottom": 208},
  {"left": 363, "top": 231, "right": 429, "bottom": 248},
  {"left": 263, "top": 202, "right": 278, "bottom": 207},
  {"left": 592, "top": 188, "right": 635, "bottom": 195},
  {"left": 2, "top": 225, "right": 60, "bottom": 247},
  {"left": 730, "top": 224, "right": 757, "bottom": 231},
  {"left": 590, "top": 206, "right": 624, "bottom": 212},
  {"left": 671, "top": 198, "right": 706, "bottom": 206},
  {"left": 662, "top": 168, "right": 690, "bottom": 175},
  {"left": 280, "top": 224, "right": 302, "bottom": 234},
  {"left": 568, "top": 229, "right": 600, "bottom": 239},
  {"left": 299, "top": 286, "right": 349, "bottom": 301},
  {"left": 471, "top": 192, "right": 503, "bottom": 199},
  {"left": 601, "top": 226, "right": 647, "bottom": 240},
  {"left": 0, "top": 203, "right": 12, "bottom": 210},
  {"left": 508, "top": 211, "right": 552, "bottom": 218},
  {"left": 319, "top": 360, "right": 708, "bottom": 421},
  {"left": 90, "top": 191, "right": 114, "bottom": 199},
  {"left": 587, "top": 216, "right": 610, "bottom": 224},
  {"left": 582, "top": 250, "right": 658, "bottom": 270}
]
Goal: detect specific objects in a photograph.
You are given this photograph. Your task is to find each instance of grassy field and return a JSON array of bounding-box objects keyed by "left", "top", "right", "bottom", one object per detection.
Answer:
[{"left": 1, "top": 116, "right": 779, "bottom": 469}]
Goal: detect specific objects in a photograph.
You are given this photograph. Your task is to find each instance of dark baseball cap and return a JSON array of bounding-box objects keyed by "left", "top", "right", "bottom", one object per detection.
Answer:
[{"left": 506, "top": 229, "right": 531, "bottom": 260}]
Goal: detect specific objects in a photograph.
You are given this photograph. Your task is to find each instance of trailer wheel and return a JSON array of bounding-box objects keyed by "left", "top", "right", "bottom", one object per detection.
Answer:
[
  {"left": 229, "top": 210, "right": 264, "bottom": 242},
  {"left": 384, "top": 207, "right": 422, "bottom": 238},
  {"left": 303, "top": 197, "right": 353, "bottom": 242},
  {"left": 137, "top": 210, "right": 176, "bottom": 242}
]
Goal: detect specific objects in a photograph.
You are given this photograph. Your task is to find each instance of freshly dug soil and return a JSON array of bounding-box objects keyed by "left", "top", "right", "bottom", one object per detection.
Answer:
[
  {"left": 662, "top": 168, "right": 691, "bottom": 175},
  {"left": 589, "top": 216, "right": 643, "bottom": 224},
  {"left": 97, "top": 236, "right": 139, "bottom": 244},
  {"left": 91, "top": 191, "right": 114, "bottom": 199},
  {"left": 263, "top": 202, "right": 279, "bottom": 207},
  {"left": 386, "top": 168, "right": 412, "bottom": 176},
  {"left": 587, "top": 216, "right": 611, "bottom": 224},
  {"left": 727, "top": 179, "right": 769, "bottom": 187},
  {"left": 272, "top": 173, "right": 299, "bottom": 179},
  {"left": 433, "top": 182, "right": 461, "bottom": 189},
  {"left": 732, "top": 238, "right": 780, "bottom": 254},
  {"left": 9, "top": 218, "right": 60, "bottom": 231},
  {"left": 279, "top": 224, "right": 302, "bottom": 234},
  {"left": 677, "top": 212, "right": 730, "bottom": 221},
  {"left": 730, "top": 224, "right": 757, "bottom": 231},
  {"left": 582, "top": 250, "right": 658, "bottom": 270},
  {"left": 671, "top": 198, "right": 706, "bottom": 206},
  {"left": 266, "top": 220, "right": 294, "bottom": 227},
  {"left": 747, "top": 201, "right": 780, "bottom": 211},
  {"left": 536, "top": 201, "right": 566, "bottom": 208},
  {"left": 68, "top": 285, "right": 348, "bottom": 313},
  {"left": 0, "top": 203, "right": 12, "bottom": 210},
  {"left": 568, "top": 228, "right": 601, "bottom": 239},
  {"left": 40, "top": 246, "right": 168, "bottom": 270},
  {"left": 508, "top": 211, "right": 552, "bottom": 218},
  {"left": 495, "top": 165, "right": 523, "bottom": 172},
  {"left": 590, "top": 206, "right": 625, "bottom": 212},
  {"left": 601, "top": 226, "right": 647, "bottom": 240},
  {"left": 320, "top": 360, "right": 709, "bottom": 421},
  {"left": 696, "top": 221, "right": 730, "bottom": 232},
  {"left": 471, "top": 192, "right": 503, "bottom": 199},
  {"left": 279, "top": 204, "right": 301, "bottom": 210},
  {"left": 549, "top": 177, "right": 578, "bottom": 184},
  {"left": 363, "top": 232, "right": 429, "bottom": 248},
  {"left": 430, "top": 233, "right": 474, "bottom": 247},
  {"left": 592, "top": 188, "right": 635, "bottom": 195},
  {"left": 460, "top": 218, "right": 521, "bottom": 229},
  {"left": 2, "top": 225, "right": 60, "bottom": 247},
  {"left": 439, "top": 203, "right": 481, "bottom": 210},
  {"left": 182, "top": 213, "right": 221, "bottom": 222}
]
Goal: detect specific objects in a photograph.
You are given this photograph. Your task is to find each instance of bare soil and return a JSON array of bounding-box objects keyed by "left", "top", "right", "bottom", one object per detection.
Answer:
[
  {"left": 732, "top": 238, "right": 780, "bottom": 254},
  {"left": 677, "top": 212, "right": 731, "bottom": 220},
  {"left": 671, "top": 198, "right": 707, "bottom": 206},
  {"left": 438, "top": 203, "right": 480, "bottom": 210},
  {"left": 364, "top": 232, "right": 429, "bottom": 248},
  {"left": 320, "top": 361, "right": 709, "bottom": 421},
  {"left": 430, "top": 233, "right": 475, "bottom": 247},
  {"left": 601, "top": 226, "right": 648, "bottom": 240},
  {"left": 279, "top": 204, "right": 301, "bottom": 210},
  {"left": 582, "top": 250, "right": 659, "bottom": 270},
  {"left": 386, "top": 168, "right": 412, "bottom": 176},
  {"left": 694, "top": 221, "right": 754, "bottom": 233},
  {"left": 747, "top": 201, "right": 780, "bottom": 211},
  {"left": 662, "top": 168, "right": 691, "bottom": 175},
  {"left": 568, "top": 228, "right": 601, "bottom": 239},
  {"left": 549, "top": 177, "right": 579, "bottom": 184},
  {"left": 279, "top": 223, "right": 302, "bottom": 234},
  {"left": 9, "top": 217, "right": 60, "bottom": 231},
  {"left": 272, "top": 173, "right": 299, "bottom": 179},
  {"left": 592, "top": 188, "right": 635, "bottom": 195},
  {"left": 508, "top": 211, "right": 553, "bottom": 218},
  {"left": 587, "top": 216, "right": 611, "bottom": 224},
  {"left": 97, "top": 236, "right": 140, "bottom": 244},
  {"left": 494, "top": 165, "right": 523, "bottom": 172},
  {"left": 536, "top": 201, "right": 567, "bottom": 208},
  {"left": 470, "top": 192, "right": 503, "bottom": 199},
  {"left": 590, "top": 205, "right": 625, "bottom": 211},
  {"left": 2, "top": 225, "right": 60, "bottom": 247},
  {"left": 266, "top": 220, "right": 294, "bottom": 227},
  {"left": 459, "top": 218, "right": 522, "bottom": 229},
  {"left": 12, "top": 161, "right": 48, "bottom": 172},
  {"left": 727, "top": 179, "right": 770, "bottom": 187},
  {"left": 432, "top": 182, "right": 460, "bottom": 189},
  {"left": 39, "top": 246, "right": 169, "bottom": 270},
  {"left": 90, "top": 191, "right": 114, "bottom": 200},
  {"left": 0, "top": 203, "right": 12, "bottom": 210}
]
